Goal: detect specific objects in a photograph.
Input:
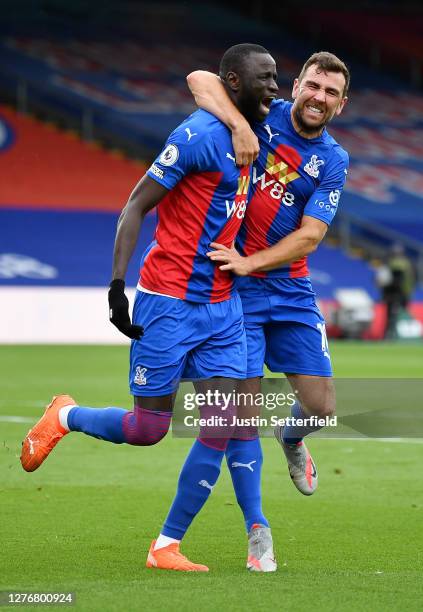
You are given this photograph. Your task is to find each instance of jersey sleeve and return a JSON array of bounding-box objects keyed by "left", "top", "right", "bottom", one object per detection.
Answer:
[
  {"left": 146, "top": 115, "right": 215, "bottom": 190},
  {"left": 303, "top": 148, "right": 349, "bottom": 226}
]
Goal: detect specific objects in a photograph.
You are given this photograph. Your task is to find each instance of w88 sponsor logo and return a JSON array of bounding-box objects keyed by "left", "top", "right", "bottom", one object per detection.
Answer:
[
  {"left": 252, "top": 167, "right": 296, "bottom": 206},
  {"left": 225, "top": 166, "right": 250, "bottom": 219},
  {"left": 226, "top": 199, "right": 247, "bottom": 219}
]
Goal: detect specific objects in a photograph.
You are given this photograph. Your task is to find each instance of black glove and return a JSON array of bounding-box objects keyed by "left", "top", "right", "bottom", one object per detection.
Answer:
[{"left": 108, "top": 279, "right": 144, "bottom": 340}]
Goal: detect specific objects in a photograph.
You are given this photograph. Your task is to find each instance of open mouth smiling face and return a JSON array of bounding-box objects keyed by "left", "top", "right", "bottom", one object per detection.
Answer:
[
  {"left": 260, "top": 95, "right": 276, "bottom": 117},
  {"left": 291, "top": 64, "right": 347, "bottom": 137}
]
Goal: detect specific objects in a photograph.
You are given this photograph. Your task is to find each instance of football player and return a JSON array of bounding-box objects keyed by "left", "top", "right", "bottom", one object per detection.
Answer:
[
  {"left": 188, "top": 51, "right": 349, "bottom": 496},
  {"left": 21, "top": 44, "right": 279, "bottom": 573}
]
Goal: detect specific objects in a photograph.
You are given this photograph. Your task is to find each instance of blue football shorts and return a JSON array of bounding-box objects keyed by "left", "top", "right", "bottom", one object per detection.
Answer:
[
  {"left": 236, "top": 276, "right": 332, "bottom": 378},
  {"left": 129, "top": 290, "right": 247, "bottom": 396}
]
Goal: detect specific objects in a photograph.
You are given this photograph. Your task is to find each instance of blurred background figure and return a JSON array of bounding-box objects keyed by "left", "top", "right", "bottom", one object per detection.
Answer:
[{"left": 377, "top": 244, "right": 416, "bottom": 339}]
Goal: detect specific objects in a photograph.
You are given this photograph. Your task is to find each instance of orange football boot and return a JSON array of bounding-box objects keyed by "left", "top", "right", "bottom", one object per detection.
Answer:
[
  {"left": 20, "top": 395, "right": 76, "bottom": 472},
  {"left": 146, "top": 540, "right": 209, "bottom": 572}
]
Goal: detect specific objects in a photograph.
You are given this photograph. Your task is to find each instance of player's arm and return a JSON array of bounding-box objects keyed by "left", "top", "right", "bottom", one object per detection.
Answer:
[
  {"left": 108, "top": 176, "right": 168, "bottom": 339},
  {"left": 112, "top": 176, "right": 167, "bottom": 280},
  {"left": 208, "top": 151, "right": 349, "bottom": 275},
  {"left": 187, "top": 70, "right": 259, "bottom": 166},
  {"left": 207, "top": 216, "right": 327, "bottom": 275}
]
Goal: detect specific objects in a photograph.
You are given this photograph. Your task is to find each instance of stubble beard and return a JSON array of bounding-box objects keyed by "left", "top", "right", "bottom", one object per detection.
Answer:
[{"left": 293, "top": 103, "right": 329, "bottom": 137}]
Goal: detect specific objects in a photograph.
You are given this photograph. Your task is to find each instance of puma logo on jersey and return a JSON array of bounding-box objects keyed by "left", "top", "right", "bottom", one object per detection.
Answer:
[
  {"left": 199, "top": 479, "right": 214, "bottom": 492},
  {"left": 226, "top": 152, "right": 236, "bottom": 164},
  {"left": 231, "top": 460, "right": 256, "bottom": 472},
  {"left": 185, "top": 128, "right": 197, "bottom": 141},
  {"left": 264, "top": 124, "right": 279, "bottom": 143}
]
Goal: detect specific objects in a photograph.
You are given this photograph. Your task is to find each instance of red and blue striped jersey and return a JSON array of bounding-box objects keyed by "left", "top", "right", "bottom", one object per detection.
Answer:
[
  {"left": 237, "top": 99, "right": 349, "bottom": 278},
  {"left": 141, "top": 110, "right": 250, "bottom": 302}
]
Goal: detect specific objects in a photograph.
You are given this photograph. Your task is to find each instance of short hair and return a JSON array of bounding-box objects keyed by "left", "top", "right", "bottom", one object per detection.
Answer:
[
  {"left": 298, "top": 51, "right": 350, "bottom": 97},
  {"left": 219, "top": 43, "right": 270, "bottom": 79}
]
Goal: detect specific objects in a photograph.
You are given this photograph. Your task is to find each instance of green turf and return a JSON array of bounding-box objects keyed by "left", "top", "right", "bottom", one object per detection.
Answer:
[{"left": 1, "top": 343, "right": 423, "bottom": 611}]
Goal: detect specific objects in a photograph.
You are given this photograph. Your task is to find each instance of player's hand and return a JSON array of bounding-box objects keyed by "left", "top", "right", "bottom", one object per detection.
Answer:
[
  {"left": 231, "top": 123, "right": 260, "bottom": 166},
  {"left": 207, "top": 242, "right": 253, "bottom": 276},
  {"left": 108, "top": 279, "right": 144, "bottom": 340}
]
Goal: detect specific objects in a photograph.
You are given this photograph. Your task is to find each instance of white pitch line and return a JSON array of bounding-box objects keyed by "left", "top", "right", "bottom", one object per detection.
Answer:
[
  {"left": 351, "top": 437, "right": 423, "bottom": 444},
  {"left": 0, "top": 400, "right": 46, "bottom": 406},
  {"left": 0, "top": 417, "right": 422, "bottom": 444},
  {"left": 0, "top": 416, "right": 35, "bottom": 423},
  {"left": 310, "top": 437, "right": 423, "bottom": 445}
]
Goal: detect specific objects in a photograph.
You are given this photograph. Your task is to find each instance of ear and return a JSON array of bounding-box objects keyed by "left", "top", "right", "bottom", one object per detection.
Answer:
[
  {"left": 335, "top": 96, "right": 348, "bottom": 116},
  {"left": 225, "top": 71, "right": 241, "bottom": 92},
  {"left": 292, "top": 78, "right": 299, "bottom": 100}
]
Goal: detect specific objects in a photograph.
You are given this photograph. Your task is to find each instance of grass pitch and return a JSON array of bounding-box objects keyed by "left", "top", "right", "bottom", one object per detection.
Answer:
[{"left": 1, "top": 343, "right": 423, "bottom": 611}]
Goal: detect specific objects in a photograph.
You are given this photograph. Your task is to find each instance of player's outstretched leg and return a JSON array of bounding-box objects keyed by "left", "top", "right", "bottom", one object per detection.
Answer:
[
  {"left": 247, "top": 523, "right": 277, "bottom": 572},
  {"left": 21, "top": 395, "right": 76, "bottom": 472},
  {"left": 274, "top": 421, "right": 318, "bottom": 496},
  {"left": 21, "top": 396, "right": 172, "bottom": 472}
]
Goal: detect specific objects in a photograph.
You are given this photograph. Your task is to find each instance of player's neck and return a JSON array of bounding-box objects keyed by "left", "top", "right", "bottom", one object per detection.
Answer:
[{"left": 224, "top": 86, "right": 255, "bottom": 127}]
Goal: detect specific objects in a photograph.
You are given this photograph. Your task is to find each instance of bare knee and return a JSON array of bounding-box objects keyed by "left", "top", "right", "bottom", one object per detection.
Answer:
[
  {"left": 309, "top": 395, "right": 336, "bottom": 418},
  {"left": 304, "top": 390, "right": 335, "bottom": 418},
  {"left": 288, "top": 375, "right": 336, "bottom": 418}
]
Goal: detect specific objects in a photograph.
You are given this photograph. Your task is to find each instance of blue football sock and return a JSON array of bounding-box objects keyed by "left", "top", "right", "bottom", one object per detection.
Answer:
[
  {"left": 283, "top": 402, "right": 324, "bottom": 445},
  {"left": 162, "top": 439, "right": 224, "bottom": 540},
  {"left": 67, "top": 407, "right": 126, "bottom": 444},
  {"left": 226, "top": 438, "right": 269, "bottom": 532}
]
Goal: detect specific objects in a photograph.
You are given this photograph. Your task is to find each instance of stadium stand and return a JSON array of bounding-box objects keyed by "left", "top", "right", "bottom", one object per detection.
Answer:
[
  {"left": 282, "top": 8, "right": 423, "bottom": 87},
  {"left": 1, "top": 7, "right": 421, "bottom": 236},
  {"left": 1, "top": 1, "right": 422, "bottom": 341},
  {"left": 221, "top": 1, "right": 423, "bottom": 86},
  {"left": 0, "top": 104, "right": 154, "bottom": 281},
  {"left": 0, "top": 106, "right": 146, "bottom": 210}
]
